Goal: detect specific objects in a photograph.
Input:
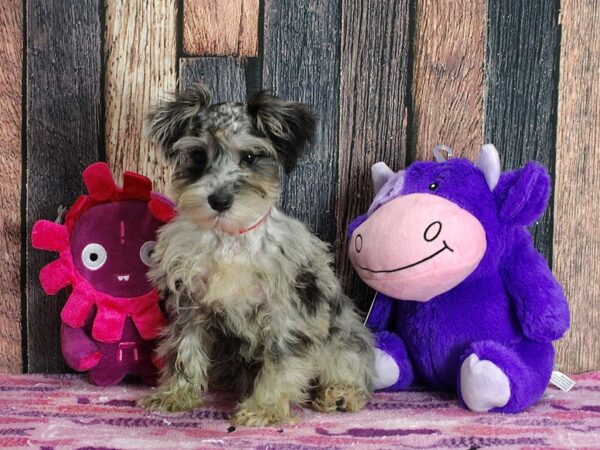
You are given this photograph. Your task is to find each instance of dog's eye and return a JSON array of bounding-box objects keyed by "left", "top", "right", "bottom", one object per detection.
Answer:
[
  {"left": 190, "top": 149, "right": 207, "bottom": 166},
  {"left": 240, "top": 152, "right": 258, "bottom": 166},
  {"left": 429, "top": 182, "right": 439, "bottom": 191}
]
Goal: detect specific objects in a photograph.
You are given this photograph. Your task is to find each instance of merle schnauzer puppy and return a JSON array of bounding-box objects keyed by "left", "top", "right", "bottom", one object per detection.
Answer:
[{"left": 137, "top": 84, "right": 375, "bottom": 426}]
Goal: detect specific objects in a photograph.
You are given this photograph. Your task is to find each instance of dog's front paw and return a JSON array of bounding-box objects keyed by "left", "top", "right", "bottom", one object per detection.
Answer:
[
  {"left": 137, "top": 387, "right": 203, "bottom": 412},
  {"left": 232, "top": 399, "right": 296, "bottom": 427},
  {"left": 312, "top": 383, "right": 368, "bottom": 413}
]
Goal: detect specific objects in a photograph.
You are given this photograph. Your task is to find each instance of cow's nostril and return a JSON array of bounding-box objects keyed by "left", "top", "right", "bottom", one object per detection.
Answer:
[
  {"left": 424, "top": 221, "right": 442, "bottom": 242},
  {"left": 355, "top": 234, "right": 363, "bottom": 253}
]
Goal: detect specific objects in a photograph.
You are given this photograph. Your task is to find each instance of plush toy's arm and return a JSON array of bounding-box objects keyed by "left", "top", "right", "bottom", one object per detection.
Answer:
[
  {"left": 503, "top": 232, "right": 569, "bottom": 342},
  {"left": 61, "top": 323, "right": 102, "bottom": 372},
  {"left": 365, "top": 292, "right": 395, "bottom": 331}
]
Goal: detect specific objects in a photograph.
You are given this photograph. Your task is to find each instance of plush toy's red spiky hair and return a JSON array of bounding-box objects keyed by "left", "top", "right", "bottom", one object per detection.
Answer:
[{"left": 63, "top": 162, "right": 175, "bottom": 232}]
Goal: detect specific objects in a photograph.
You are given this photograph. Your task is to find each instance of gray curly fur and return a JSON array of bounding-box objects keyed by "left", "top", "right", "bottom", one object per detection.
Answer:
[{"left": 138, "top": 84, "right": 375, "bottom": 427}]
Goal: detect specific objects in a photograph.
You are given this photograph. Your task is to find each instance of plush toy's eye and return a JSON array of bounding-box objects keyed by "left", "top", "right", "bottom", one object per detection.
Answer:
[
  {"left": 140, "top": 241, "right": 157, "bottom": 266},
  {"left": 240, "top": 152, "right": 258, "bottom": 166},
  {"left": 429, "top": 182, "right": 439, "bottom": 191},
  {"left": 81, "top": 243, "right": 107, "bottom": 270}
]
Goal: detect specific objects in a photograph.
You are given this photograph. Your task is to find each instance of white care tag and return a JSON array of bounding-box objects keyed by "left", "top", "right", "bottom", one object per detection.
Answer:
[{"left": 550, "top": 370, "right": 576, "bottom": 392}]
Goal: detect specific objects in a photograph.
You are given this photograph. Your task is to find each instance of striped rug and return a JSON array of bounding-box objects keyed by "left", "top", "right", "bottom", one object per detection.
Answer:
[{"left": 0, "top": 372, "right": 598, "bottom": 449}]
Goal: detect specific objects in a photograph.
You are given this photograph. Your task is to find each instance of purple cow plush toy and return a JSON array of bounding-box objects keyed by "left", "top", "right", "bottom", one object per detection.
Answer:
[{"left": 348, "top": 144, "right": 570, "bottom": 413}]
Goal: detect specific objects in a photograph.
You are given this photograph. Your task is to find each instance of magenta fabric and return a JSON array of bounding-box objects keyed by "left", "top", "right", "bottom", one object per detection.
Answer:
[
  {"left": 70, "top": 201, "right": 163, "bottom": 298},
  {"left": 31, "top": 162, "right": 175, "bottom": 385},
  {"left": 0, "top": 372, "right": 598, "bottom": 449}
]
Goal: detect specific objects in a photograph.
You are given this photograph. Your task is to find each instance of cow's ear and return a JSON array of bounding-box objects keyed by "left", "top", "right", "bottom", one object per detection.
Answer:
[
  {"left": 494, "top": 162, "right": 551, "bottom": 226},
  {"left": 371, "top": 162, "right": 395, "bottom": 194}
]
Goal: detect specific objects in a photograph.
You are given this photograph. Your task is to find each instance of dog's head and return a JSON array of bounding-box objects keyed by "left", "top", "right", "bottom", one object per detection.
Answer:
[{"left": 146, "top": 83, "right": 316, "bottom": 234}]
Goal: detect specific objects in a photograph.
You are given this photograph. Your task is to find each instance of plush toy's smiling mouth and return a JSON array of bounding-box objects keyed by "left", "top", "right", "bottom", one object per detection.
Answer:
[
  {"left": 358, "top": 240, "right": 454, "bottom": 273},
  {"left": 116, "top": 274, "right": 130, "bottom": 282}
]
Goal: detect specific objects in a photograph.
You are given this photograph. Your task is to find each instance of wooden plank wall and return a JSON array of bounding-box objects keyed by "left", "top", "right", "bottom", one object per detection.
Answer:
[
  {"left": 410, "top": 0, "right": 485, "bottom": 162},
  {"left": 1, "top": 0, "right": 599, "bottom": 373},
  {"left": 336, "top": 0, "right": 410, "bottom": 311},
  {"left": 484, "top": 0, "right": 560, "bottom": 264},
  {"left": 104, "top": 0, "right": 178, "bottom": 194},
  {"left": 554, "top": 1, "right": 600, "bottom": 374},
  {"left": 25, "top": 0, "right": 103, "bottom": 373},
  {"left": 0, "top": 0, "right": 22, "bottom": 373},
  {"left": 262, "top": 0, "right": 341, "bottom": 244}
]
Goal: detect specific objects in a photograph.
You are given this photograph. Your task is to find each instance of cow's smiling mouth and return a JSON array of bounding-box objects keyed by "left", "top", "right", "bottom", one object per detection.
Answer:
[{"left": 358, "top": 240, "right": 454, "bottom": 273}]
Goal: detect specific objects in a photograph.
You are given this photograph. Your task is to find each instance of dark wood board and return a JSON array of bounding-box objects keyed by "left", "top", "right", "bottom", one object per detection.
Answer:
[
  {"left": 554, "top": 1, "right": 600, "bottom": 374},
  {"left": 336, "top": 0, "right": 411, "bottom": 312},
  {"left": 261, "top": 0, "right": 341, "bottom": 244},
  {"left": 484, "top": 0, "right": 560, "bottom": 264},
  {"left": 26, "top": 0, "right": 102, "bottom": 372},
  {"left": 0, "top": 0, "right": 23, "bottom": 373},
  {"left": 179, "top": 57, "right": 248, "bottom": 103}
]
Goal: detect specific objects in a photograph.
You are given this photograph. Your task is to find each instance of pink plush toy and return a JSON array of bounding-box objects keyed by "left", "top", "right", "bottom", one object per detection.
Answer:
[{"left": 32, "top": 163, "right": 175, "bottom": 385}]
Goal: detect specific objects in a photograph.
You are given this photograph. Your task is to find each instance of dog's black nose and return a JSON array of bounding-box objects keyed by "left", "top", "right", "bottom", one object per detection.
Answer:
[{"left": 208, "top": 192, "right": 233, "bottom": 212}]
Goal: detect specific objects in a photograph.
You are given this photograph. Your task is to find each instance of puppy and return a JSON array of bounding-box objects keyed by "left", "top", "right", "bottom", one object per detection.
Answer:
[{"left": 137, "top": 84, "right": 375, "bottom": 426}]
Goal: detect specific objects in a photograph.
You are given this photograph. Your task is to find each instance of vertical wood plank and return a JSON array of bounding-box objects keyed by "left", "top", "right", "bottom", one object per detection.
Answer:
[
  {"left": 105, "top": 0, "right": 178, "bottom": 194},
  {"left": 179, "top": 57, "right": 248, "bottom": 103},
  {"left": 183, "top": 0, "right": 259, "bottom": 57},
  {"left": 484, "top": 0, "right": 560, "bottom": 263},
  {"left": 0, "top": 0, "right": 23, "bottom": 373},
  {"left": 554, "top": 1, "right": 600, "bottom": 374},
  {"left": 26, "top": 0, "right": 102, "bottom": 372},
  {"left": 262, "top": 0, "right": 340, "bottom": 244},
  {"left": 336, "top": 0, "right": 410, "bottom": 312},
  {"left": 411, "top": 0, "right": 485, "bottom": 162}
]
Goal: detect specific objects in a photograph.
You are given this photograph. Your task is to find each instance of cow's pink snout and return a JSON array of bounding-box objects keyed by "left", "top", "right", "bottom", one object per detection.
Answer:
[{"left": 349, "top": 193, "right": 487, "bottom": 302}]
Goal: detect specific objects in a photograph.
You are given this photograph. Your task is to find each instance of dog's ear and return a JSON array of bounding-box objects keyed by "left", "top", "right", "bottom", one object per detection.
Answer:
[
  {"left": 247, "top": 91, "right": 316, "bottom": 173},
  {"left": 145, "top": 83, "right": 211, "bottom": 163}
]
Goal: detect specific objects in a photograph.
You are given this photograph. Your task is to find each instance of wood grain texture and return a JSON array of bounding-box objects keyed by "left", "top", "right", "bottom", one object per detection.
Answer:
[
  {"left": 26, "top": 0, "right": 102, "bottom": 372},
  {"left": 336, "top": 0, "right": 410, "bottom": 312},
  {"left": 554, "top": 1, "right": 600, "bottom": 374},
  {"left": 262, "top": 0, "right": 340, "bottom": 244},
  {"left": 0, "top": 0, "right": 22, "bottom": 373},
  {"left": 179, "top": 57, "right": 247, "bottom": 103},
  {"left": 411, "top": 0, "right": 485, "bottom": 162},
  {"left": 105, "top": 0, "right": 178, "bottom": 195},
  {"left": 484, "top": 0, "right": 560, "bottom": 264},
  {"left": 183, "top": 0, "right": 259, "bottom": 57}
]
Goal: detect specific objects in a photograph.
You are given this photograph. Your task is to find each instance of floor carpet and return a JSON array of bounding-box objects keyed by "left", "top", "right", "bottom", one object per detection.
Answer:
[{"left": 0, "top": 372, "right": 598, "bottom": 449}]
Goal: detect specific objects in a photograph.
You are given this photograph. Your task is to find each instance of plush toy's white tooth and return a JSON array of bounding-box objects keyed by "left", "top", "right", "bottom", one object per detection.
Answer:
[{"left": 476, "top": 144, "right": 501, "bottom": 190}]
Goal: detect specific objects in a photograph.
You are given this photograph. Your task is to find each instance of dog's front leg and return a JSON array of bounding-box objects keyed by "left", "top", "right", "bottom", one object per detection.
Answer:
[
  {"left": 138, "top": 319, "right": 212, "bottom": 412},
  {"left": 232, "top": 344, "right": 314, "bottom": 427}
]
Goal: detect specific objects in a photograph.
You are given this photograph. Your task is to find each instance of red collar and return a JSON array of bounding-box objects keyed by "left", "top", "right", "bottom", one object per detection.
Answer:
[{"left": 238, "top": 208, "right": 271, "bottom": 235}]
